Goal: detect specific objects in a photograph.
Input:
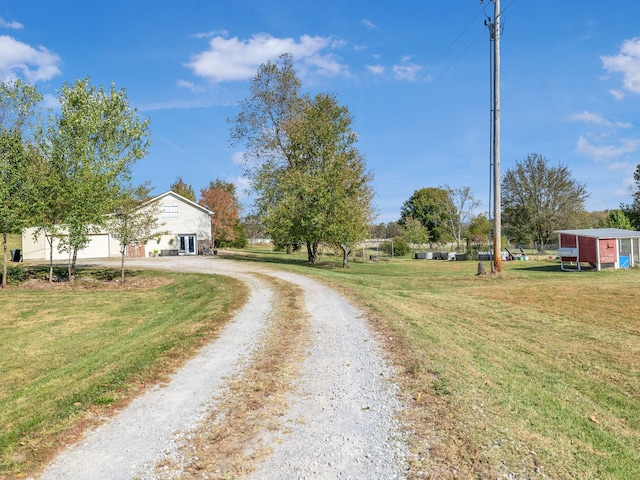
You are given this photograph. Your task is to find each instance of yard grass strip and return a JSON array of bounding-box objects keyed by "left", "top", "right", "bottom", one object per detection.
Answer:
[
  {"left": 221, "top": 248, "right": 640, "bottom": 480},
  {"left": 0, "top": 269, "right": 246, "bottom": 478}
]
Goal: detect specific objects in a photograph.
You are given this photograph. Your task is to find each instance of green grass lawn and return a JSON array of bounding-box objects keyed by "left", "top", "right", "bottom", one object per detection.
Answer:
[
  {"left": 0, "top": 268, "right": 246, "bottom": 477},
  {"left": 223, "top": 248, "right": 640, "bottom": 479},
  {"left": 3, "top": 247, "right": 639, "bottom": 479}
]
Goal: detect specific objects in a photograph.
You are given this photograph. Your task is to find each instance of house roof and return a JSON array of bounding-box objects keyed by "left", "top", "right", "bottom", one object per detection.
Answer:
[
  {"left": 555, "top": 228, "right": 640, "bottom": 239},
  {"left": 144, "top": 190, "right": 213, "bottom": 215}
]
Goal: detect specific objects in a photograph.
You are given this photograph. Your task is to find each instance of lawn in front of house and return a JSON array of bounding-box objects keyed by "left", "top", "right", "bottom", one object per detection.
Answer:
[{"left": 0, "top": 268, "right": 246, "bottom": 477}]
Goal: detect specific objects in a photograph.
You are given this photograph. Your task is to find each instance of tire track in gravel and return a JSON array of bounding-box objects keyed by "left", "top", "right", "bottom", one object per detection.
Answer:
[{"left": 36, "top": 257, "right": 408, "bottom": 479}]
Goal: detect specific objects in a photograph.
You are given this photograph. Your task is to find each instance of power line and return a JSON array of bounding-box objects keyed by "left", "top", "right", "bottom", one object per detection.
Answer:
[
  {"left": 434, "top": 28, "right": 486, "bottom": 82},
  {"left": 423, "top": 7, "right": 486, "bottom": 80},
  {"left": 430, "top": 0, "right": 517, "bottom": 84}
]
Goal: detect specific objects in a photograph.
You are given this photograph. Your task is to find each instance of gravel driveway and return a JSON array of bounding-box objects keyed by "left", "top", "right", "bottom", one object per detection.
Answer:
[{"left": 36, "top": 256, "right": 408, "bottom": 479}]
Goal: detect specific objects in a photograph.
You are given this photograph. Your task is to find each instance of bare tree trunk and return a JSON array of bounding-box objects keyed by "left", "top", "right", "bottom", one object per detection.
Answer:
[
  {"left": 340, "top": 244, "right": 351, "bottom": 268},
  {"left": 120, "top": 250, "right": 126, "bottom": 283},
  {"left": 70, "top": 249, "right": 78, "bottom": 281},
  {"left": 2, "top": 232, "right": 7, "bottom": 289},
  {"left": 306, "top": 241, "right": 320, "bottom": 264},
  {"left": 48, "top": 235, "right": 54, "bottom": 283}
]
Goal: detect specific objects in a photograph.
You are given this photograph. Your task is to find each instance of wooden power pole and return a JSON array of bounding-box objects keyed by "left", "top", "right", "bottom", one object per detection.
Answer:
[{"left": 485, "top": 0, "right": 502, "bottom": 272}]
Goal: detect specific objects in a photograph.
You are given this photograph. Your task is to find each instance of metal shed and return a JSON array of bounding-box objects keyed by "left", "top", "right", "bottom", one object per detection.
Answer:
[{"left": 555, "top": 228, "right": 640, "bottom": 271}]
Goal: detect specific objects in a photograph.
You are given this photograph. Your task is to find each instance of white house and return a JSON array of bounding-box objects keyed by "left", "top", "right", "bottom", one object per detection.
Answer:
[{"left": 21, "top": 191, "right": 212, "bottom": 260}]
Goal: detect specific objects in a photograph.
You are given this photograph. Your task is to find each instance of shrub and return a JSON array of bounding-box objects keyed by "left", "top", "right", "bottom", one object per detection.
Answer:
[{"left": 381, "top": 236, "right": 411, "bottom": 256}]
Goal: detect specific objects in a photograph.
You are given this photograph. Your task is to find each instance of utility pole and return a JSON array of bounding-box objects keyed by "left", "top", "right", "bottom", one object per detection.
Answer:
[{"left": 484, "top": 0, "right": 502, "bottom": 272}]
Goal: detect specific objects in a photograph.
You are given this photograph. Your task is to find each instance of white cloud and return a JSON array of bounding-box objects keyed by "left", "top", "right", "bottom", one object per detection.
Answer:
[
  {"left": 186, "top": 33, "right": 348, "bottom": 83},
  {"left": 609, "top": 161, "right": 630, "bottom": 171},
  {"left": 568, "top": 111, "right": 632, "bottom": 128},
  {"left": 0, "top": 18, "right": 23, "bottom": 29},
  {"left": 231, "top": 151, "right": 244, "bottom": 165},
  {"left": 362, "top": 19, "right": 377, "bottom": 30},
  {"left": 367, "top": 64, "right": 385, "bottom": 75},
  {"left": 609, "top": 89, "right": 625, "bottom": 100},
  {"left": 576, "top": 135, "right": 640, "bottom": 161},
  {"left": 233, "top": 175, "right": 252, "bottom": 200},
  {"left": 0, "top": 35, "right": 61, "bottom": 82},
  {"left": 602, "top": 37, "right": 640, "bottom": 94},
  {"left": 392, "top": 63, "right": 421, "bottom": 81},
  {"left": 42, "top": 93, "right": 59, "bottom": 110},
  {"left": 193, "top": 29, "right": 228, "bottom": 39},
  {"left": 176, "top": 79, "right": 205, "bottom": 92}
]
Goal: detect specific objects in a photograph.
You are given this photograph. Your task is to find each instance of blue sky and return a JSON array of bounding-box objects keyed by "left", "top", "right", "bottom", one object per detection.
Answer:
[{"left": 2, "top": 1, "right": 640, "bottom": 223}]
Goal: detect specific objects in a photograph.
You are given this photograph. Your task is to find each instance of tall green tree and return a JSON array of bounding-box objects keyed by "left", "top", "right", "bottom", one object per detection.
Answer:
[
  {"left": 0, "top": 79, "right": 42, "bottom": 288},
  {"left": 230, "top": 53, "right": 304, "bottom": 171},
  {"left": 465, "top": 213, "right": 491, "bottom": 244},
  {"left": 399, "top": 187, "right": 452, "bottom": 244},
  {"left": 231, "top": 55, "right": 373, "bottom": 265},
  {"left": 106, "top": 184, "right": 165, "bottom": 283},
  {"left": 402, "top": 217, "right": 430, "bottom": 251},
  {"left": 602, "top": 209, "right": 633, "bottom": 230},
  {"left": 502, "top": 154, "right": 589, "bottom": 246},
  {"left": 284, "top": 93, "right": 374, "bottom": 266},
  {"left": 170, "top": 176, "right": 196, "bottom": 202},
  {"left": 40, "top": 77, "right": 151, "bottom": 280}
]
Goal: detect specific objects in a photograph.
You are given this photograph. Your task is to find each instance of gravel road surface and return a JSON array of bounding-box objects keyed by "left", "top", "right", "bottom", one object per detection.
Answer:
[{"left": 36, "top": 256, "right": 408, "bottom": 479}]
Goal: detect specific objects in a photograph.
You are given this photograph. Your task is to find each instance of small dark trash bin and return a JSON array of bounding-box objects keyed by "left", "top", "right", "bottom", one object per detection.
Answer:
[{"left": 10, "top": 249, "right": 21, "bottom": 262}]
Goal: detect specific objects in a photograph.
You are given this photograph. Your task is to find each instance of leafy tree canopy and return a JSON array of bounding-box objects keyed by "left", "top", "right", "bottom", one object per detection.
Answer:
[
  {"left": 502, "top": 153, "right": 589, "bottom": 246},
  {"left": 230, "top": 54, "right": 374, "bottom": 266},
  {"left": 106, "top": 183, "right": 165, "bottom": 282},
  {"left": 399, "top": 187, "right": 452, "bottom": 244},
  {"left": 603, "top": 209, "right": 633, "bottom": 230},
  {"left": 0, "top": 79, "right": 42, "bottom": 287},
  {"left": 170, "top": 176, "right": 196, "bottom": 202},
  {"left": 199, "top": 179, "right": 241, "bottom": 247},
  {"left": 40, "top": 77, "right": 151, "bottom": 280}
]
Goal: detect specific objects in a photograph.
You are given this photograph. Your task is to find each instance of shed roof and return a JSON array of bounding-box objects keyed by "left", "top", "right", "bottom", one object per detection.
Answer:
[{"left": 555, "top": 228, "right": 640, "bottom": 239}]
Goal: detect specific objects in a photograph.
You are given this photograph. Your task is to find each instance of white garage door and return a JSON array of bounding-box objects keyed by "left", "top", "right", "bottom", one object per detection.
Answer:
[{"left": 46, "top": 234, "right": 111, "bottom": 260}]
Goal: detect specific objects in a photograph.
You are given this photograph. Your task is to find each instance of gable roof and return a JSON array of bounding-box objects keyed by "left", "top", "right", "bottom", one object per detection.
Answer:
[
  {"left": 555, "top": 228, "right": 640, "bottom": 239},
  {"left": 143, "top": 190, "right": 213, "bottom": 215}
]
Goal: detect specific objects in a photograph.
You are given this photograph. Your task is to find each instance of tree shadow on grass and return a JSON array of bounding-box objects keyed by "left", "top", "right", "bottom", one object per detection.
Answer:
[
  {"left": 219, "top": 251, "right": 344, "bottom": 270},
  {"left": 509, "top": 263, "right": 566, "bottom": 273},
  {"left": 10, "top": 264, "right": 135, "bottom": 283}
]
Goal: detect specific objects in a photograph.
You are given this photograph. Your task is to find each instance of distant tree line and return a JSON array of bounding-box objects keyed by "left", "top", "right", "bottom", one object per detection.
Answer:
[{"left": 377, "top": 153, "right": 640, "bottom": 257}]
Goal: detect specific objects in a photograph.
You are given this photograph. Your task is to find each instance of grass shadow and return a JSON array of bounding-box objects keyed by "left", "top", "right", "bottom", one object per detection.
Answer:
[
  {"left": 509, "top": 263, "right": 570, "bottom": 273},
  {"left": 219, "top": 251, "right": 345, "bottom": 270},
  {"left": 7, "top": 263, "right": 134, "bottom": 284}
]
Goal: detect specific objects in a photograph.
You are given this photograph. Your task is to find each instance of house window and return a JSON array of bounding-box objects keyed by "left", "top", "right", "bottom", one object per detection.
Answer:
[{"left": 162, "top": 205, "right": 178, "bottom": 218}]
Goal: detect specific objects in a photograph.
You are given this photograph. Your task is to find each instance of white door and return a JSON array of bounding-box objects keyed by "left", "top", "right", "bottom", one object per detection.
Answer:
[{"left": 179, "top": 235, "right": 197, "bottom": 255}]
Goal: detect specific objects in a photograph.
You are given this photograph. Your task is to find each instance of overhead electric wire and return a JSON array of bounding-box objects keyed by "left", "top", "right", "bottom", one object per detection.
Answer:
[
  {"left": 422, "top": 7, "right": 485, "bottom": 80},
  {"left": 427, "top": 0, "right": 517, "bottom": 84}
]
